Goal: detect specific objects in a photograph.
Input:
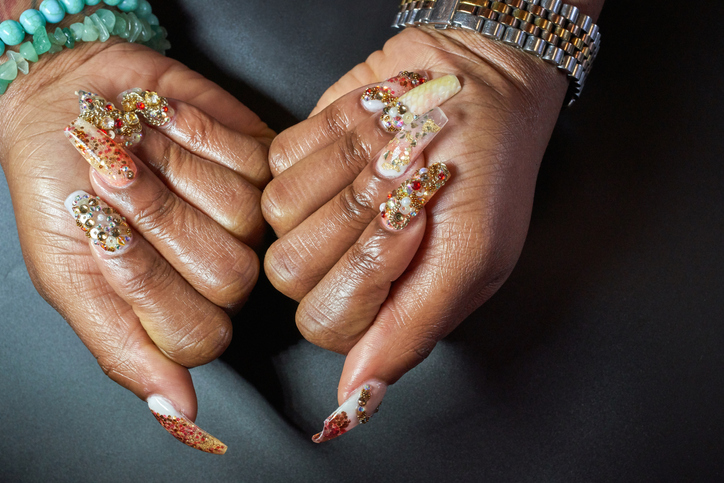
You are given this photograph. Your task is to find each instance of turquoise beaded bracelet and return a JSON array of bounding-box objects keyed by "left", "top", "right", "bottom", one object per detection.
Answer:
[{"left": 0, "top": 0, "right": 170, "bottom": 95}]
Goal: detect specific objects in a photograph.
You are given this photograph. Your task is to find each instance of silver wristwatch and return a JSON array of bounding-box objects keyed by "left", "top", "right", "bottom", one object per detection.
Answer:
[{"left": 392, "top": 0, "right": 601, "bottom": 106}]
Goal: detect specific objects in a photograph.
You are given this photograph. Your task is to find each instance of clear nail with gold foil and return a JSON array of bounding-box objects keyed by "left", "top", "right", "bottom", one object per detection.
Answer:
[
  {"left": 313, "top": 380, "right": 387, "bottom": 443},
  {"left": 380, "top": 162, "right": 451, "bottom": 230},
  {"left": 64, "top": 190, "right": 132, "bottom": 253},
  {"left": 121, "top": 88, "right": 174, "bottom": 127},
  {"left": 377, "top": 107, "right": 448, "bottom": 179},
  {"left": 147, "top": 395, "right": 227, "bottom": 455},
  {"left": 64, "top": 118, "right": 138, "bottom": 187},
  {"left": 76, "top": 90, "right": 144, "bottom": 147},
  {"left": 360, "top": 71, "right": 427, "bottom": 112},
  {"left": 380, "top": 75, "right": 461, "bottom": 132}
]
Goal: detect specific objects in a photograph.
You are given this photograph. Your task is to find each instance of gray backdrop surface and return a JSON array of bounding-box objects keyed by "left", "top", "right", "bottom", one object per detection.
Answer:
[{"left": 1, "top": 1, "right": 723, "bottom": 482}]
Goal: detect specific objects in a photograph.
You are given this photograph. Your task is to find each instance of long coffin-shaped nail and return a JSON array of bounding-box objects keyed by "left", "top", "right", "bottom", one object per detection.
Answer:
[
  {"left": 381, "top": 75, "right": 461, "bottom": 132},
  {"left": 147, "top": 395, "right": 227, "bottom": 455},
  {"left": 377, "top": 107, "right": 448, "bottom": 179},
  {"left": 361, "top": 71, "right": 428, "bottom": 112},
  {"left": 312, "top": 380, "right": 387, "bottom": 443},
  {"left": 380, "top": 162, "right": 451, "bottom": 230},
  {"left": 76, "top": 90, "right": 144, "bottom": 147},
  {"left": 121, "top": 88, "right": 174, "bottom": 127},
  {"left": 64, "top": 118, "right": 138, "bottom": 187},
  {"left": 64, "top": 190, "right": 133, "bottom": 253}
]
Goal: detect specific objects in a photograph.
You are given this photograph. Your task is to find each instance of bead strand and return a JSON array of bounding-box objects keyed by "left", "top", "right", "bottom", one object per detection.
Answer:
[{"left": 0, "top": 0, "right": 170, "bottom": 95}]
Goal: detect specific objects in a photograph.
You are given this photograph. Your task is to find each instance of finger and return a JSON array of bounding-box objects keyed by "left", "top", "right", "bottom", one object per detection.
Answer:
[
  {"left": 263, "top": 76, "right": 461, "bottom": 236},
  {"left": 297, "top": 208, "right": 426, "bottom": 354},
  {"left": 64, "top": 118, "right": 259, "bottom": 309},
  {"left": 268, "top": 71, "right": 428, "bottom": 177},
  {"left": 50, "top": 194, "right": 227, "bottom": 454},
  {"left": 129, "top": 118, "right": 265, "bottom": 246},
  {"left": 294, "top": 163, "right": 451, "bottom": 353},
  {"left": 306, "top": 164, "right": 453, "bottom": 444},
  {"left": 265, "top": 108, "right": 448, "bottom": 301},
  {"left": 65, "top": 191, "right": 232, "bottom": 368},
  {"left": 119, "top": 89, "right": 271, "bottom": 189}
]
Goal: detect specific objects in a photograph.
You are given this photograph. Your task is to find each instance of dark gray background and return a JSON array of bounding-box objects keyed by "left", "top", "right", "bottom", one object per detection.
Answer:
[{"left": 2, "top": 1, "right": 723, "bottom": 481}]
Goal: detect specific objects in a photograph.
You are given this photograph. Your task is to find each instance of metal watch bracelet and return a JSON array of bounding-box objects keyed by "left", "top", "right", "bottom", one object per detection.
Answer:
[{"left": 392, "top": 0, "right": 601, "bottom": 106}]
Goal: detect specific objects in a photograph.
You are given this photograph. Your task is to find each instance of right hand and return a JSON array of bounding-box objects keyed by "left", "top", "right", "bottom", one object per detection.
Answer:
[{"left": 0, "top": 38, "right": 273, "bottom": 450}]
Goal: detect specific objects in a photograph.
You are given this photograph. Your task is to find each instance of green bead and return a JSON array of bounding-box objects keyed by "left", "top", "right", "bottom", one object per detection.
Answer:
[
  {"left": 0, "top": 40, "right": 5, "bottom": 57},
  {"left": 89, "top": 14, "right": 109, "bottom": 42},
  {"left": 62, "top": 28, "right": 75, "bottom": 48},
  {"left": 7, "top": 51, "right": 29, "bottom": 75},
  {"left": 102, "top": 0, "right": 122, "bottom": 6},
  {"left": 127, "top": 12, "right": 141, "bottom": 43},
  {"left": 138, "top": 18, "right": 153, "bottom": 42},
  {"left": 82, "top": 17, "right": 99, "bottom": 41},
  {"left": 146, "top": 14, "right": 159, "bottom": 26},
  {"left": 0, "top": 79, "right": 11, "bottom": 95},
  {"left": 0, "top": 60, "right": 18, "bottom": 81},
  {"left": 48, "top": 43, "right": 63, "bottom": 54},
  {"left": 69, "top": 23, "right": 84, "bottom": 41},
  {"left": 117, "top": 0, "right": 139, "bottom": 12},
  {"left": 52, "top": 27, "right": 67, "bottom": 45},
  {"left": 19, "top": 42, "right": 39, "bottom": 62},
  {"left": 33, "top": 28, "right": 52, "bottom": 54},
  {"left": 96, "top": 9, "right": 116, "bottom": 31},
  {"left": 113, "top": 13, "right": 129, "bottom": 38},
  {"left": 85, "top": 0, "right": 102, "bottom": 5}
]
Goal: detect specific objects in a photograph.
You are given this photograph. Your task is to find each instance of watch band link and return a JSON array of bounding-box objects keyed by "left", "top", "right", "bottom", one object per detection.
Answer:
[{"left": 392, "top": 0, "right": 601, "bottom": 106}]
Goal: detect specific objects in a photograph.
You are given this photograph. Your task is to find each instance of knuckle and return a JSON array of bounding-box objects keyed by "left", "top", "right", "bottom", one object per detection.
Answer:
[
  {"left": 264, "top": 240, "right": 313, "bottom": 302},
  {"left": 296, "top": 297, "right": 357, "bottom": 353},
  {"left": 268, "top": 135, "right": 297, "bottom": 176},
  {"left": 119, "top": 253, "right": 176, "bottom": 302},
  {"left": 163, "top": 311, "right": 233, "bottom": 366},
  {"left": 180, "top": 109, "right": 216, "bottom": 154},
  {"left": 321, "top": 102, "right": 354, "bottom": 140},
  {"left": 211, "top": 245, "right": 259, "bottom": 309},
  {"left": 345, "top": 238, "right": 387, "bottom": 287},
  {"left": 133, "top": 188, "right": 184, "bottom": 235},
  {"left": 335, "top": 184, "right": 377, "bottom": 229},
  {"left": 260, "top": 179, "right": 289, "bottom": 232},
  {"left": 337, "top": 129, "right": 373, "bottom": 176}
]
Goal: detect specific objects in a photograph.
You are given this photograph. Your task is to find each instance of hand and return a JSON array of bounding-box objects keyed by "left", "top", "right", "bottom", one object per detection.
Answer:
[
  {"left": 1, "top": 38, "right": 273, "bottom": 452},
  {"left": 262, "top": 24, "right": 580, "bottom": 441}
]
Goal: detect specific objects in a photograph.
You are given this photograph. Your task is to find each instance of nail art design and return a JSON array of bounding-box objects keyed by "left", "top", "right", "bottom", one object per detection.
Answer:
[
  {"left": 147, "top": 395, "right": 227, "bottom": 455},
  {"left": 380, "top": 162, "right": 451, "bottom": 230},
  {"left": 380, "top": 75, "right": 461, "bottom": 133},
  {"left": 65, "top": 118, "right": 138, "bottom": 187},
  {"left": 76, "top": 90, "right": 144, "bottom": 147},
  {"left": 377, "top": 108, "right": 448, "bottom": 178},
  {"left": 361, "top": 71, "right": 427, "bottom": 112},
  {"left": 312, "top": 380, "right": 387, "bottom": 443},
  {"left": 64, "top": 190, "right": 132, "bottom": 253},
  {"left": 121, "top": 88, "right": 174, "bottom": 127}
]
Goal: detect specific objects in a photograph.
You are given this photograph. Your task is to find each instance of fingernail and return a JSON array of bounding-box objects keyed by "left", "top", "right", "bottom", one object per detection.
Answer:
[
  {"left": 147, "top": 395, "right": 227, "bottom": 455},
  {"left": 361, "top": 71, "right": 428, "bottom": 112},
  {"left": 376, "top": 107, "right": 448, "bottom": 179},
  {"left": 380, "top": 75, "right": 461, "bottom": 132},
  {"left": 64, "top": 118, "right": 138, "bottom": 187},
  {"left": 312, "top": 380, "right": 387, "bottom": 443},
  {"left": 76, "top": 90, "right": 144, "bottom": 147},
  {"left": 64, "top": 190, "right": 133, "bottom": 253},
  {"left": 121, "top": 88, "right": 174, "bottom": 127},
  {"left": 380, "top": 162, "right": 451, "bottom": 230}
]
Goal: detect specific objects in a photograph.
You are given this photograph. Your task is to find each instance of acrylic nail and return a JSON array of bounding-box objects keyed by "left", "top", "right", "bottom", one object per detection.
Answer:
[
  {"left": 121, "top": 88, "right": 174, "bottom": 127},
  {"left": 312, "top": 380, "right": 387, "bottom": 443},
  {"left": 380, "top": 75, "right": 461, "bottom": 132},
  {"left": 380, "top": 162, "right": 451, "bottom": 230},
  {"left": 64, "top": 118, "right": 138, "bottom": 187},
  {"left": 65, "top": 190, "right": 133, "bottom": 253},
  {"left": 76, "top": 90, "right": 144, "bottom": 147},
  {"left": 147, "top": 395, "right": 227, "bottom": 455},
  {"left": 377, "top": 107, "right": 448, "bottom": 179},
  {"left": 361, "top": 71, "right": 428, "bottom": 112}
]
